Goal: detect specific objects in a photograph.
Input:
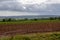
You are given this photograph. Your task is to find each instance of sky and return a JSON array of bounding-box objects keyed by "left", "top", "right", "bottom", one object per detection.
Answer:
[{"left": 0, "top": 0, "right": 60, "bottom": 16}]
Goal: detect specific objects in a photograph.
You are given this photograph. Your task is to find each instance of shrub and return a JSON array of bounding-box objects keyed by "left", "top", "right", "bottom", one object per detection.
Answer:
[
  {"left": 2, "top": 19, "right": 5, "bottom": 22},
  {"left": 49, "top": 17, "right": 54, "bottom": 20},
  {"left": 58, "top": 17, "right": 60, "bottom": 20},
  {"left": 24, "top": 18, "right": 28, "bottom": 21},
  {"left": 34, "top": 18, "right": 38, "bottom": 21},
  {"left": 8, "top": 18, "right": 11, "bottom": 21}
]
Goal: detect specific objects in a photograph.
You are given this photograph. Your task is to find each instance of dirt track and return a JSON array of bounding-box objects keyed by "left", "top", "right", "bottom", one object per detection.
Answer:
[{"left": 0, "top": 22, "right": 60, "bottom": 36}]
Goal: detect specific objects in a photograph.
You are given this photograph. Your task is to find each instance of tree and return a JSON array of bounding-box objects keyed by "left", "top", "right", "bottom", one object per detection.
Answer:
[
  {"left": 58, "top": 17, "right": 60, "bottom": 20},
  {"left": 34, "top": 18, "right": 37, "bottom": 21},
  {"left": 8, "top": 18, "right": 11, "bottom": 21},
  {"left": 54, "top": 17, "right": 57, "bottom": 20},
  {"left": 24, "top": 18, "right": 28, "bottom": 21},
  {"left": 2, "top": 19, "right": 5, "bottom": 22},
  {"left": 49, "top": 17, "right": 54, "bottom": 20}
]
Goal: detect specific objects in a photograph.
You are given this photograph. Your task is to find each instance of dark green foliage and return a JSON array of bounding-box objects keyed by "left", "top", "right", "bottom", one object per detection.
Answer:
[
  {"left": 58, "top": 17, "right": 60, "bottom": 20},
  {"left": 24, "top": 18, "right": 28, "bottom": 21},
  {"left": 49, "top": 17, "right": 54, "bottom": 20},
  {"left": 8, "top": 18, "right": 11, "bottom": 21},
  {"left": 54, "top": 17, "right": 58, "bottom": 20},
  {"left": 2, "top": 19, "right": 5, "bottom": 22},
  {"left": 34, "top": 18, "right": 38, "bottom": 21}
]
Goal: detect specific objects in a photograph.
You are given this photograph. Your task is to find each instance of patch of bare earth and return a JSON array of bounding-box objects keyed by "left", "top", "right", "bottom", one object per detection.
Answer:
[{"left": 0, "top": 22, "right": 60, "bottom": 36}]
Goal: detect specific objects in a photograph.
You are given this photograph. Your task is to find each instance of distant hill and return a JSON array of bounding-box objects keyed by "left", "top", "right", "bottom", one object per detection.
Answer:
[{"left": 0, "top": 15, "right": 60, "bottom": 19}]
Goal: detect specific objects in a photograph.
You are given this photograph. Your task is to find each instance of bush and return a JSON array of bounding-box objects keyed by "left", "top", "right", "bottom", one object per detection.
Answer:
[
  {"left": 49, "top": 17, "right": 54, "bottom": 20},
  {"left": 24, "top": 18, "right": 28, "bottom": 21},
  {"left": 58, "top": 17, "right": 60, "bottom": 20},
  {"left": 2, "top": 19, "right": 5, "bottom": 22},
  {"left": 54, "top": 17, "right": 57, "bottom": 20},
  {"left": 8, "top": 18, "right": 11, "bottom": 21},
  {"left": 34, "top": 18, "right": 38, "bottom": 21}
]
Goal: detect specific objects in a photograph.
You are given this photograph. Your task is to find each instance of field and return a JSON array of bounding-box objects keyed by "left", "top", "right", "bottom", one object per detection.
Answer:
[
  {"left": 0, "top": 20, "right": 60, "bottom": 40},
  {"left": 0, "top": 32, "right": 60, "bottom": 40},
  {"left": 0, "top": 20, "right": 60, "bottom": 36}
]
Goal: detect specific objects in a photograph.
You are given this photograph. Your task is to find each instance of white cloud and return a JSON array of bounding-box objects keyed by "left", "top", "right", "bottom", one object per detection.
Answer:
[
  {"left": 0, "top": 11, "right": 39, "bottom": 16},
  {"left": 17, "top": 0, "right": 47, "bottom": 4},
  {"left": 45, "top": 0, "right": 60, "bottom": 4}
]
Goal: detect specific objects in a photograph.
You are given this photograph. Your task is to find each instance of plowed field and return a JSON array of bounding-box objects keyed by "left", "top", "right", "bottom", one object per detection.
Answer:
[{"left": 0, "top": 20, "right": 60, "bottom": 36}]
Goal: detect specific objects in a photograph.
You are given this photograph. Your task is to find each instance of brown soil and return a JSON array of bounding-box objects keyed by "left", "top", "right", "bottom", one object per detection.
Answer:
[{"left": 0, "top": 22, "right": 60, "bottom": 36}]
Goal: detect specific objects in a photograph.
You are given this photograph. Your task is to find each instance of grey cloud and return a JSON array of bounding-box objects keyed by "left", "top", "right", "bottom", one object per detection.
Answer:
[
  {"left": 0, "top": 1, "right": 24, "bottom": 11},
  {"left": 0, "top": 0, "right": 8, "bottom": 1},
  {"left": 0, "top": 1, "right": 46, "bottom": 12},
  {"left": 0, "top": 0, "right": 60, "bottom": 15},
  {"left": 0, "top": 0, "right": 15, "bottom": 1}
]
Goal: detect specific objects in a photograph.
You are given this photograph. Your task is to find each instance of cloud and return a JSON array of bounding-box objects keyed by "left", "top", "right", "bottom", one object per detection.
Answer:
[
  {"left": 0, "top": 0, "right": 60, "bottom": 16},
  {"left": 45, "top": 0, "right": 60, "bottom": 4},
  {"left": 0, "top": 0, "right": 15, "bottom": 1},
  {"left": 0, "top": 1, "right": 24, "bottom": 11},
  {"left": 0, "top": 0, "right": 47, "bottom": 12},
  {"left": 0, "top": 11, "right": 39, "bottom": 16}
]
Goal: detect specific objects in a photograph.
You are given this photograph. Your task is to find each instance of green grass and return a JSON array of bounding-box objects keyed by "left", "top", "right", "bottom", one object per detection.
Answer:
[
  {"left": 0, "top": 32, "right": 60, "bottom": 40},
  {"left": 0, "top": 20, "right": 60, "bottom": 24}
]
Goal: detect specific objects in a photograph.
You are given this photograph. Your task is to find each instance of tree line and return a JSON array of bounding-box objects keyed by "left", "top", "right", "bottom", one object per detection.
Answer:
[{"left": 1, "top": 17, "right": 60, "bottom": 22}]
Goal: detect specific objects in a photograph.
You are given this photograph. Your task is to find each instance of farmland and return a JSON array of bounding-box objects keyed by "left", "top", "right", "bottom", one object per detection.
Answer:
[
  {"left": 0, "top": 19, "right": 60, "bottom": 40},
  {"left": 0, "top": 20, "right": 60, "bottom": 36},
  {"left": 0, "top": 32, "right": 60, "bottom": 40}
]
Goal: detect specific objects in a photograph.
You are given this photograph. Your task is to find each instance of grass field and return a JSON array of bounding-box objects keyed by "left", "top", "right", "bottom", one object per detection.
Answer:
[
  {"left": 0, "top": 32, "right": 60, "bottom": 40},
  {"left": 0, "top": 20, "right": 60, "bottom": 40},
  {"left": 0, "top": 20, "right": 60, "bottom": 24}
]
